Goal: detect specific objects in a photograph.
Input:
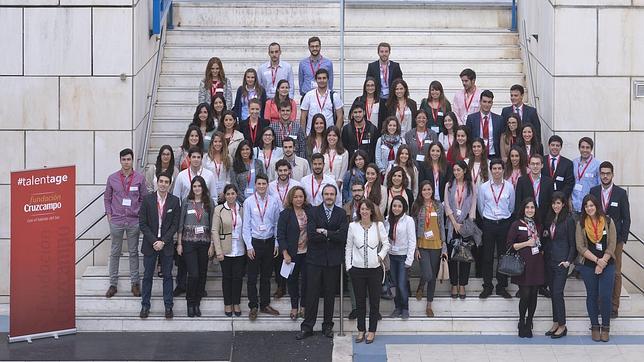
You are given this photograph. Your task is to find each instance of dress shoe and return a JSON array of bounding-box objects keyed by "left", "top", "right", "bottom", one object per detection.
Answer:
[
  {"left": 611, "top": 310, "right": 619, "bottom": 319},
  {"left": 459, "top": 293, "right": 467, "bottom": 300},
  {"left": 600, "top": 326, "right": 610, "bottom": 342},
  {"left": 545, "top": 326, "right": 557, "bottom": 336},
  {"left": 173, "top": 287, "right": 186, "bottom": 297},
  {"left": 165, "top": 307, "right": 173, "bottom": 319},
  {"left": 139, "top": 307, "right": 149, "bottom": 319},
  {"left": 591, "top": 325, "right": 601, "bottom": 342},
  {"left": 551, "top": 327, "right": 567, "bottom": 339},
  {"left": 348, "top": 309, "right": 358, "bottom": 320},
  {"left": 415, "top": 285, "right": 424, "bottom": 301},
  {"left": 131, "top": 284, "right": 141, "bottom": 297},
  {"left": 105, "top": 286, "right": 117, "bottom": 298},
  {"left": 355, "top": 332, "right": 365, "bottom": 343},
  {"left": 479, "top": 288, "right": 493, "bottom": 299},
  {"left": 518, "top": 321, "right": 526, "bottom": 338},
  {"left": 260, "top": 305, "right": 280, "bottom": 316},
  {"left": 194, "top": 304, "right": 202, "bottom": 317},
  {"left": 322, "top": 328, "right": 334, "bottom": 338},
  {"left": 273, "top": 286, "right": 284, "bottom": 299},
  {"left": 377, "top": 312, "right": 382, "bottom": 320},
  {"left": 295, "top": 331, "right": 313, "bottom": 340},
  {"left": 496, "top": 288, "right": 512, "bottom": 299},
  {"left": 188, "top": 305, "right": 195, "bottom": 318},
  {"left": 234, "top": 305, "right": 242, "bottom": 317},
  {"left": 365, "top": 333, "right": 375, "bottom": 344},
  {"left": 249, "top": 307, "right": 258, "bottom": 320},
  {"left": 389, "top": 309, "right": 401, "bottom": 318},
  {"left": 401, "top": 309, "right": 410, "bottom": 320},
  {"left": 538, "top": 286, "right": 551, "bottom": 298}
]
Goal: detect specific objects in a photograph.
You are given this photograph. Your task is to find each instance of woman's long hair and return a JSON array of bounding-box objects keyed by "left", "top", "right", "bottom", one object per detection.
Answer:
[
  {"left": 191, "top": 103, "right": 215, "bottom": 132},
  {"left": 545, "top": 191, "right": 571, "bottom": 227},
  {"left": 232, "top": 140, "right": 254, "bottom": 174},
  {"left": 187, "top": 175, "right": 212, "bottom": 216},
  {"left": 155, "top": 145, "right": 175, "bottom": 178},
  {"left": 387, "top": 195, "right": 408, "bottom": 242},
  {"left": 181, "top": 125, "right": 204, "bottom": 152},
  {"left": 365, "top": 163, "right": 383, "bottom": 205}
]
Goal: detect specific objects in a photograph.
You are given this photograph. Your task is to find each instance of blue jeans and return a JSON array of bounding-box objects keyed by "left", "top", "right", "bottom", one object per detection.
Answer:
[
  {"left": 142, "top": 252, "right": 174, "bottom": 309},
  {"left": 389, "top": 254, "right": 410, "bottom": 310},
  {"left": 578, "top": 263, "right": 615, "bottom": 327}
]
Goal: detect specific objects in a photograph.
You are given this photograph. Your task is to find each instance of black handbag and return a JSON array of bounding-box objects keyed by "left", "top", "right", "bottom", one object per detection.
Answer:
[
  {"left": 450, "top": 237, "right": 475, "bottom": 263},
  {"left": 498, "top": 246, "right": 525, "bottom": 276}
]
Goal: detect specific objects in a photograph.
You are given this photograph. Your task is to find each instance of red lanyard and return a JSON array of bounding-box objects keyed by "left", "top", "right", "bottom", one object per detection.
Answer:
[
  {"left": 472, "top": 164, "right": 481, "bottom": 184},
  {"left": 464, "top": 87, "right": 476, "bottom": 113},
  {"left": 510, "top": 169, "right": 520, "bottom": 187},
  {"left": 529, "top": 174, "right": 541, "bottom": 201},
  {"left": 246, "top": 162, "right": 253, "bottom": 183},
  {"left": 213, "top": 159, "right": 222, "bottom": 178},
  {"left": 263, "top": 149, "right": 273, "bottom": 170},
  {"left": 249, "top": 123, "right": 258, "bottom": 145},
  {"left": 311, "top": 177, "right": 324, "bottom": 200},
  {"left": 389, "top": 188, "right": 403, "bottom": 200},
  {"left": 455, "top": 182, "right": 465, "bottom": 208},
  {"left": 254, "top": 193, "right": 269, "bottom": 223},
  {"left": 381, "top": 63, "right": 388, "bottom": 87},
  {"left": 187, "top": 167, "right": 201, "bottom": 183},
  {"left": 431, "top": 105, "right": 439, "bottom": 124},
  {"left": 490, "top": 181, "right": 505, "bottom": 207},
  {"left": 577, "top": 157, "right": 593, "bottom": 181},
  {"left": 157, "top": 196, "right": 166, "bottom": 220},
  {"left": 446, "top": 134, "right": 453, "bottom": 149},
  {"left": 270, "top": 66, "right": 278, "bottom": 87},
  {"left": 365, "top": 99, "right": 373, "bottom": 121},
  {"left": 231, "top": 205, "right": 238, "bottom": 229},
  {"left": 549, "top": 223, "right": 556, "bottom": 239},
  {"left": 425, "top": 204, "right": 434, "bottom": 229},
  {"left": 520, "top": 220, "right": 536, "bottom": 239},
  {"left": 328, "top": 150, "right": 336, "bottom": 173},
  {"left": 433, "top": 168, "right": 440, "bottom": 197},
  {"left": 280, "top": 121, "right": 293, "bottom": 139},
  {"left": 601, "top": 186, "right": 613, "bottom": 212},
  {"left": 416, "top": 131, "right": 426, "bottom": 150},
  {"left": 309, "top": 56, "right": 322, "bottom": 75},
  {"left": 590, "top": 218, "right": 601, "bottom": 240},
  {"left": 119, "top": 172, "right": 134, "bottom": 195},
  {"left": 277, "top": 182, "right": 290, "bottom": 204},
  {"left": 365, "top": 183, "right": 372, "bottom": 197},
  {"left": 316, "top": 89, "right": 328, "bottom": 110},
  {"left": 397, "top": 102, "right": 406, "bottom": 123},
  {"left": 192, "top": 201, "right": 203, "bottom": 222},
  {"left": 355, "top": 126, "right": 366, "bottom": 146}
]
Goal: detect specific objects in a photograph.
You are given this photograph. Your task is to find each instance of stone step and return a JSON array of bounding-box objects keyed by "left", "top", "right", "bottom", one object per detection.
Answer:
[{"left": 163, "top": 45, "right": 520, "bottom": 61}]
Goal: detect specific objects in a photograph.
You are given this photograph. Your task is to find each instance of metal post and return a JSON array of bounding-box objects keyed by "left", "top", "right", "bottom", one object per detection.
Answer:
[
  {"left": 338, "top": 264, "right": 345, "bottom": 336},
  {"left": 511, "top": 0, "right": 517, "bottom": 32},
  {"left": 339, "top": 0, "right": 345, "bottom": 102}
]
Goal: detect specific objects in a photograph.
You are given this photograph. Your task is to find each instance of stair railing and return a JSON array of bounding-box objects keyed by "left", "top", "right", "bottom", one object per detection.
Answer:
[
  {"left": 623, "top": 231, "right": 644, "bottom": 294},
  {"left": 75, "top": 191, "right": 110, "bottom": 265}
]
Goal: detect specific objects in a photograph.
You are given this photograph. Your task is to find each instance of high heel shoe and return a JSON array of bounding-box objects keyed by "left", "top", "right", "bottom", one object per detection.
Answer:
[
  {"left": 224, "top": 305, "right": 232, "bottom": 317},
  {"left": 355, "top": 332, "right": 365, "bottom": 343},
  {"left": 551, "top": 327, "right": 567, "bottom": 339},
  {"left": 451, "top": 286, "right": 458, "bottom": 299},
  {"left": 365, "top": 333, "right": 375, "bottom": 344},
  {"left": 233, "top": 305, "right": 242, "bottom": 317},
  {"left": 545, "top": 325, "right": 558, "bottom": 336}
]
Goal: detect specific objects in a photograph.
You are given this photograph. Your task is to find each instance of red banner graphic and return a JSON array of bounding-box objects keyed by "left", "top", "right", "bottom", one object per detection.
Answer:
[{"left": 10, "top": 166, "right": 76, "bottom": 342}]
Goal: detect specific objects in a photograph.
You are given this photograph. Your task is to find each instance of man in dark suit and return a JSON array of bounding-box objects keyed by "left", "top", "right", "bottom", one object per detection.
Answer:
[
  {"left": 590, "top": 161, "right": 631, "bottom": 318},
  {"left": 296, "top": 184, "right": 349, "bottom": 340},
  {"left": 138, "top": 172, "right": 180, "bottom": 319},
  {"left": 465, "top": 90, "right": 503, "bottom": 158},
  {"left": 365, "top": 42, "right": 403, "bottom": 99},
  {"left": 542, "top": 135, "right": 575, "bottom": 200},
  {"left": 501, "top": 84, "right": 542, "bottom": 141}
]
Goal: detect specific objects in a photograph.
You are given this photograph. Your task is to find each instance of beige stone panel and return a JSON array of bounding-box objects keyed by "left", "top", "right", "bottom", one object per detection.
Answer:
[
  {"left": 0, "top": 239, "right": 8, "bottom": 295},
  {"left": 594, "top": 132, "right": 644, "bottom": 186},
  {"left": 76, "top": 185, "right": 110, "bottom": 240},
  {"left": 134, "top": 0, "right": 160, "bottom": 74},
  {"left": 75, "top": 238, "right": 96, "bottom": 278},
  {"left": 554, "top": 8, "right": 596, "bottom": 76},
  {"left": 632, "top": 92, "right": 644, "bottom": 131},
  {"left": 61, "top": 0, "right": 133, "bottom": 5},
  {"left": 0, "top": 186, "right": 8, "bottom": 239},
  {"left": 2, "top": 0, "right": 57, "bottom": 4},
  {"left": 548, "top": 131, "right": 595, "bottom": 161},
  {"left": 95, "top": 131, "right": 133, "bottom": 184},
  {"left": 0, "top": 8, "right": 23, "bottom": 75},
  {"left": 24, "top": 8, "right": 91, "bottom": 75},
  {"left": 553, "top": 77, "right": 629, "bottom": 131},
  {"left": 519, "top": 0, "right": 555, "bottom": 73},
  {"left": 0, "top": 77, "right": 59, "bottom": 130},
  {"left": 133, "top": 55, "right": 155, "bottom": 130},
  {"left": 635, "top": 0, "right": 644, "bottom": 5},
  {"left": 554, "top": 0, "right": 630, "bottom": 5},
  {"left": 627, "top": 187, "right": 644, "bottom": 236},
  {"left": 598, "top": 9, "right": 644, "bottom": 76},
  {"left": 26, "top": 131, "right": 94, "bottom": 184},
  {"left": 0, "top": 131, "right": 25, "bottom": 184},
  {"left": 93, "top": 8, "right": 133, "bottom": 76},
  {"left": 532, "top": 63, "right": 555, "bottom": 132},
  {"left": 60, "top": 77, "right": 133, "bottom": 131}
]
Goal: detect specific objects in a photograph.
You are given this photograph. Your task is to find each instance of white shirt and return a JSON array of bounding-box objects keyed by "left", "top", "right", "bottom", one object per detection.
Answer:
[
  {"left": 242, "top": 192, "right": 281, "bottom": 249},
  {"left": 202, "top": 154, "right": 232, "bottom": 197},
  {"left": 301, "top": 173, "right": 342, "bottom": 207},
  {"left": 257, "top": 60, "right": 294, "bottom": 98},
  {"left": 223, "top": 202, "right": 245, "bottom": 257},
  {"left": 345, "top": 221, "right": 390, "bottom": 270},
  {"left": 172, "top": 166, "right": 217, "bottom": 204},
  {"left": 385, "top": 215, "right": 416, "bottom": 266},
  {"left": 301, "top": 88, "right": 343, "bottom": 135},
  {"left": 268, "top": 178, "right": 302, "bottom": 211}
]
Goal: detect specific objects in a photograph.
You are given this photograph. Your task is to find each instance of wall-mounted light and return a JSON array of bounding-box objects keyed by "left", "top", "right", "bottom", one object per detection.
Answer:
[{"left": 635, "top": 81, "right": 644, "bottom": 99}]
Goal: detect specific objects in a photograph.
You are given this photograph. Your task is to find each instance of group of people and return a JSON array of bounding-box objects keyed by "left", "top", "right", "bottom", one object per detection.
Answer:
[{"left": 102, "top": 39, "right": 631, "bottom": 344}]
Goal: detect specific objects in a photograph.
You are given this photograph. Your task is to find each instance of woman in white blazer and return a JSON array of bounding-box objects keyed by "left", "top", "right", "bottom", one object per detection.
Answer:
[{"left": 346, "top": 198, "right": 390, "bottom": 344}]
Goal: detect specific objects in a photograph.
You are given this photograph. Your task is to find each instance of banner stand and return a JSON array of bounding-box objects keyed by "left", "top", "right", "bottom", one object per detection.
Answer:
[{"left": 8, "top": 328, "right": 77, "bottom": 344}]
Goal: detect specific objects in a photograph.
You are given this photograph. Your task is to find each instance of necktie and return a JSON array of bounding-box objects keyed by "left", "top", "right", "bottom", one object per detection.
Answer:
[
  {"left": 550, "top": 157, "right": 556, "bottom": 177},
  {"left": 325, "top": 208, "right": 332, "bottom": 221},
  {"left": 482, "top": 115, "right": 490, "bottom": 153},
  {"left": 515, "top": 107, "right": 521, "bottom": 119}
]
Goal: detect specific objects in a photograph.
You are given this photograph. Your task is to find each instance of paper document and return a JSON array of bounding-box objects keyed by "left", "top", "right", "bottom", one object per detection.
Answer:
[{"left": 280, "top": 260, "right": 295, "bottom": 278}]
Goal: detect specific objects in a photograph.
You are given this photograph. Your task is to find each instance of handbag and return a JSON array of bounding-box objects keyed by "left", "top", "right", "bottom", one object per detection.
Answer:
[
  {"left": 450, "top": 237, "right": 475, "bottom": 263},
  {"left": 437, "top": 256, "right": 450, "bottom": 283},
  {"left": 497, "top": 246, "right": 525, "bottom": 276}
]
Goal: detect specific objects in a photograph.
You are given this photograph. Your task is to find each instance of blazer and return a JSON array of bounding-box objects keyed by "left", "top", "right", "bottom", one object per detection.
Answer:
[
  {"left": 346, "top": 221, "right": 390, "bottom": 270},
  {"left": 341, "top": 121, "right": 379, "bottom": 164},
  {"left": 277, "top": 206, "right": 312, "bottom": 257},
  {"left": 465, "top": 112, "right": 503, "bottom": 158},
  {"left": 211, "top": 203, "right": 244, "bottom": 257},
  {"left": 590, "top": 185, "right": 631, "bottom": 243},
  {"left": 501, "top": 104, "right": 542, "bottom": 142},
  {"left": 514, "top": 174, "right": 554, "bottom": 222},
  {"left": 232, "top": 86, "right": 267, "bottom": 120},
  {"left": 238, "top": 118, "right": 270, "bottom": 148},
  {"left": 385, "top": 99, "right": 418, "bottom": 132},
  {"left": 541, "top": 155, "right": 575, "bottom": 199},
  {"left": 545, "top": 215, "right": 577, "bottom": 265},
  {"left": 417, "top": 163, "right": 451, "bottom": 203},
  {"left": 139, "top": 193, "right": 180, "bottom": 257},
  {"left": 366, "top": 60, "right": 403, "bottom": 96},
  {"left": 306, "top": 204, "right": 349, "bottom": 267}
]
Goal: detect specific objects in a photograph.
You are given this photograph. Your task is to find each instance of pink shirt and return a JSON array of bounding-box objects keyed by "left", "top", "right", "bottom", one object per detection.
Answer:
[{"left": 452, "top": 87, "right": 482, "bottom": 125}]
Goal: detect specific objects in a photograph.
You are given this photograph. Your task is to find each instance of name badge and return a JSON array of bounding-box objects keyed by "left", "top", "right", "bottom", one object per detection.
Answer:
[
  {"left": 167, "top": 209, "right": 173, "bottom": 213},
  {"left": 603, "top": 230, "right": 607, "bottom": 235},
  {"left": 361, "top": 139, "right": 370, "bottom": 145},
  {"left": 431, "top": 212, "right": 437, "bottom": 216},
  {"left": 574, "top": 183, "right": 583, "bottom": 192},
  {"left": 310, "top": 80, "right": 317, "bottom": 89},
  {"left": 518, "top": 226, "right": 528, "bottom": 231},
  {"left": 585, "top": 173, "right": 594, "bottom": 178},
  {"left": 291, "top": 134, "right": 298, "bottom": 140},
  {"left": 456, "top": 209, "right": 462, "bottom": 216},
  {"left": 204, "top": 135, "right": 212, "bottom": 140},
  {"left": 246, "top": 188, "right": 254, "bottom": 195},
  {"left": 381, "top": 145, "right": 390, "bottom": 150},
  {"left": 430, "top": 126, "right": 440, "bottom": 133},
  {"left": 424, "top": 230, "right": 434, "bottom": 239},
  {"left": 416, "top": 155, "right": 425, "bottom": 162},
  {"left": 596, "top": 243, "right": 603, "bottom": 251},
  {"left": 195, "top": 226, "right": 205, "bottom": 234},
  {"left": 122, "top": 198, "right": 132, "bottom": 207},
  {"left": 250, "top": 168, "right": 256, "bottom": 174},
  {"left": 610, "top": 202, "right": 618, "bottom": 207},
  {"left": 188, "top": 209, "right": 196, "bottom": 215},
  {"left": 336, "top": 155, "right": 342, "bottom": 161},
  {"left": 424, "top": 139, "right": 432, "bottom": 144},
  {"left": 437, "top": 112, "right": 444, "bottom": 117},
  {"left": 531, "top": 246, "right": 539, "bottom": 255},
  {"left": 556, "top": 176, "right": 564, "bottom": 181},
  {"left": 129, "top": 186, "right": 138, "bottom": 192},
  {"left": 259, "top": 224, "right": 267, "bottom": 232}
]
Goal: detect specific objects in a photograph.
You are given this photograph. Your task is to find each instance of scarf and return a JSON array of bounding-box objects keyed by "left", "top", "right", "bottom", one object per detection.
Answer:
[
  {"left": 382, "top": 134, "right": 401, "bottom": 161},
  {"left": 584, "top": 216, "right": 605, "bottom": 244},
  {"left": 524, "top": 216, "right": 541, "bottom": 248}
]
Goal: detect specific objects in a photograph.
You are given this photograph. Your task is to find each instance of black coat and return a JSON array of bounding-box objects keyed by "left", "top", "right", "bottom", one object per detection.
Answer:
[
  {"left": 277, "top": 205, "right": 313, "bottom": 257},
  {"left": 590, "top": 185, "right": 631, "bottom": 243},
  {"left": 341, "top": 121, "right": 379, "bottom": 164},
  {"left": 139, "top": 193, "right": 180, "bottom": 256},
  {"left": 417, "top": 163, "right": 451, "bottom": 203},
  {"left": 515, "top": 174, "right": 554, "bottom": 223},
  {"left": 465, "top": 112, "right": 503, "bottom": 158},
  {"left": 352, "top": 95, "right": 388, "bottom": 131},
  {"left": 542, "top": 155, "right": 575, "bottom": 200},
  {"left": 366, "top": 60, "right": 403, "bottom": 97},
  {"left": 545, "top": 215, "right": 577, "bottom": 265},
  {"left": 306, "top": 204, "right": 349, "bottom": 267}
]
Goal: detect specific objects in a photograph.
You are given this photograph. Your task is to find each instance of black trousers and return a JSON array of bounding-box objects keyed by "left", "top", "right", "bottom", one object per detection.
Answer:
[
  {"left": 447, "top": 233, "right": 471, "bottom": 286},
  {"left": 550, "top": 262, "right": 568, "bottom": 325},
  {"left": 288, "top": 253, "right": 307, "bottom": 309},
  {"left": 247, "top": 237, "right": 275, "bottom": 309},
  {"left": 481, "top": 218, "right": 511, "bottom": 290},
  {"left": 350, "top": 266, "right": 383, "bottom": 333},
  {"left": 175, "top": 250, "right": 187, "bottom": 290},
  {"left": 221, "top": 255, "right": 246, "bottom": 306},
  {"left": 301, "top": 263, "right": 339, "bottom": 332},
  {"left": 184, "top": 242, "right": 209, "bottom": 306}
]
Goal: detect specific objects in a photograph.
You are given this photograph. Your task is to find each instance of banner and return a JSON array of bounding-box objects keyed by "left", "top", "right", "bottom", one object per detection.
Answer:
[{"left": 9, "top": 166, "right": 76, "bottom": 343}]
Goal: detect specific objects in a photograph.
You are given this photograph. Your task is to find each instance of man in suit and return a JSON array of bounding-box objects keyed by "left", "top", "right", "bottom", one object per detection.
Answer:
[
  {"left": 296, "top": 184, "right": 349, "bottom": 340},
  {"left": 138, "top": 172, "right": 180, "bottom": 319},
  {"left": 465, "top": 90, "right": 503, "bottom": 158},
  {"left": 501, "top": 84, "right": 542, "bottom": 141},
  {"left": 590, "top": 161, "right": 631, "bottom": 318},
  {"left": 365, "top": 42, "right": 403, "bottom": 99},
  {"left": 542, "top": 135, "right": 575, "bottom": 200}
]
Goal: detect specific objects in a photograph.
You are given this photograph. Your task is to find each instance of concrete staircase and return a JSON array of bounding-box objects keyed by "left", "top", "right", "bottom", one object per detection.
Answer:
[{"left": 147, "top": 0, "right": 524, "bottom": 163}]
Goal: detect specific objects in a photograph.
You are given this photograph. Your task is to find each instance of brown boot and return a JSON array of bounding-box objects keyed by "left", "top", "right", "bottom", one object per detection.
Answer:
[
  {"left": 600, "top": 326, "right": 610, "bottom": 342},
  {"left": 426, "top": 304, "right": 434, "bottom": 317},
  {"left": 131, "top": 284, "right": 141, "bottom": 297},
  {"left": 273, "top": 286, "right": 284, "bottom": 299},
  {"left": 591, "top": 325, "right": 601, "bottom": 342},
  {"left": 415, "top": 285, "right": 424, "bottom": 301}
]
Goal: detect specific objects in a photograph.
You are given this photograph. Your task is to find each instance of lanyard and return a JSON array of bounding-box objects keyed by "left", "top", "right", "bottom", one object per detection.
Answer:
[
  {"left": 424, "top": 204, "right": 434, "bottom": 229},
  {"left": 590, "top": 218, "right": 601, "bottom": 240},
  {"left": 392, "top": 222, "right": 398, "bottom": 245},
  {"left": 577, "top": 157, "right": 593, "bottom": 181},
  {"left": 192, "top": 201, "right": 204, "bottom": 223},
  {"left": 277, "top": 181, "right": 290, "bottom": 204},
  {"left": 389, "top": 187, "right": 403, "bottom": 200},
  {"left": 549, "top": 223, "right": 556, "bottom": 239},
  {"left": 520, "top": 220, "right": 536, "bottom": 239},
  {"left": 263, "top": 148, "right": 273, "bottom": 170},
  {"left": 355, "top": 126, "right": 366, "bottom": 145},
  {"left": 510, "top": 169, "right": 520, "bottom": 187},
  {"left": 365, "top": 99, "right": 373, "bottom": 121},
  {"left": 455, "top": 182, "right": 465, "bottom": 209},
  {"left": 529, "top": 174, "right": 541, "bottom": 201},
  {"left": 254, "top": 193, "right": 269, "bottom": 223},
  {"left": 381, "top": 63, "right": 388, "bottom": 87},
  {"left": 365, "top": 182, "right": 372, "bottom": 197},
  {"left": 311, "top": 176, "right": 323, "bottom": 200},
  {"left": 464, "top": 87, "right": 476, "bottom": 114},
  {"left": 431, "top": 103, "right": 440, "bottom": 124},
  {"left": 270, "top": 66, "right": 278, "bottom": 87},
  {"left": 213, "top": 158, "right": 222, "bottom": 178},
  {"left": 316, "top": 89, "right": 329, "bottom": 110},
  {"left": 433, "top": 168, "right": 440, "bottom": 198},
  {"left": 328, "top": 150, "right": 336, "bottom": 173},
  {"left": 280, "top": 121, "right": 293, "bottom": 139},
  {"left": 249, "top": 123, "right": 258, "bottom": 145},
  {"left": 601, "top": 186, "right": 613, "bottom": 212},
  {"left": 490, "top": 181, "right": 505, "bottom": 207},
  {"left": 246, "top": 162, "right": 254, "bottom": 184},
  {"left": 119, "top": 172, "right": 134, "bottom": 195},
  {"left": 157, "top": 196, "right": 166, "bottom": 220},
  {"left": 471, "top": 164, "right": 481, "bottom": 184},
  {"left": 309, "top": 56, "right": 322, "bottom": 76},
  {"left": 397, "top": 102, "right": 406, "bottom": 123},
  {"left": 416, "top": 131, "right": 426, "bottom": 150},
  {"left": 187, "top": 167, "right": 201, "bottom": 183}
]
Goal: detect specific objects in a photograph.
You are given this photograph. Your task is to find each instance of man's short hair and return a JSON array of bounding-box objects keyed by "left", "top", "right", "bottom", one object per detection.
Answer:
[
  {"left": 459, "top": 68, "right": 476, "bottom": 81},
  {"left": 510, "top": 84, "right": 525, "bottom": 94},
  {"left": 120, "top": 148, "right": 134, "bottom": 158}
]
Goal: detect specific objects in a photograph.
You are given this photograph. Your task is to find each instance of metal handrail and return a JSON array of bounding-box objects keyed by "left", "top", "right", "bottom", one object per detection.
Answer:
[
  {"left": 629, "top": 230, "right": 644, "bottom": 245},
  {"left": 623, "top": 273, "right": 644, "bottom": 295},
  {"left": 76, "top": 214, "right": 107, "bottom": 241},
  {"left": 75, "top": 233, "right": 111, "bottom": 265},
  {"left": 75, "top": 191, "right": 105, "bottom": 218}
]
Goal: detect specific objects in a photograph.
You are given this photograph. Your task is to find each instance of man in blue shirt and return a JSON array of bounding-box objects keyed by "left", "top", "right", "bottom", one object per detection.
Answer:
[
  {"left": 572, "top": 137, "right": 600, "bottom": 214},
  {"left": 298, "top": 37, "right": 334, "bottom": 98}
]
